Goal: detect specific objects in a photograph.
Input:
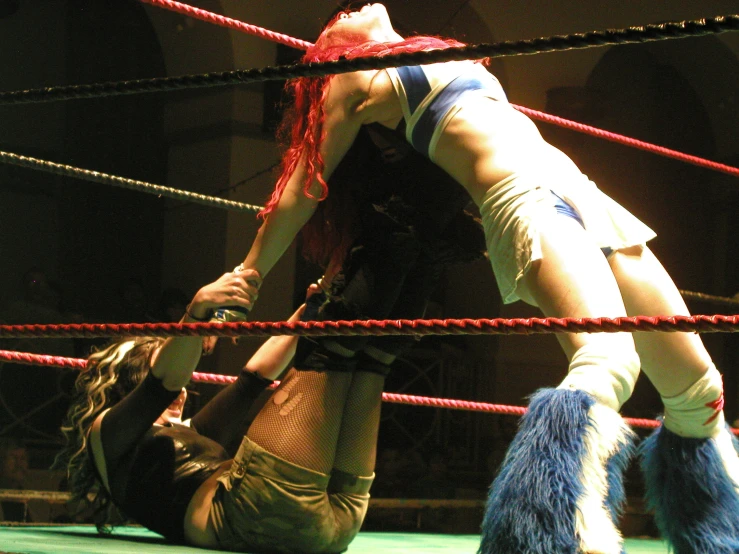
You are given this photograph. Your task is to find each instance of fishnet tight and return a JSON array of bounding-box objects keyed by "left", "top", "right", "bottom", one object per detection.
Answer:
[
  {"left": 246, "top": 368, "right": 384, "bottom": 477},
  {"left": 334, "top": 371, "right": 384, "bottom": 476},
  {"left": 247, "top": 368, "right": 351, "bottom": 474}
]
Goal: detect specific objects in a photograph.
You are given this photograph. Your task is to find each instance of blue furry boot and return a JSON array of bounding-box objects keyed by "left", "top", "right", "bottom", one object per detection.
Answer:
[
  {"left": 639, "top": 425, "right": 739, "bottom": 553},
  {"left": 479, "top": 388, "right": 635, "bottom": 554}
]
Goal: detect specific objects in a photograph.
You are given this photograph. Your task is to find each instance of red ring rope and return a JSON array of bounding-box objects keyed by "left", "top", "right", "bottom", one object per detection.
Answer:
[
  {"left": 514, "top": 105, "right": 739, "bottom": 178},
  {"left": 1, "top": 314, "right": 738, "bottom": 339},
  {"left": 140, "top": 0, "right": 313, "bottom": 50},
  {"left": 3, "top": 348, "right": 737, "bottom": 434}
]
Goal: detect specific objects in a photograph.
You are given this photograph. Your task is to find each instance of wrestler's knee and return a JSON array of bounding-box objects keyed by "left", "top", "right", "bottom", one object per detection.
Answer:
[
  {"left": 558, "top": 343, "right": 640, "bottom": 411},
  {"left": 324, "top": 471, "right": 373, "bottom": 553},
  {"left": 662, "top": 363, "right": 725, "bottom": 438}
]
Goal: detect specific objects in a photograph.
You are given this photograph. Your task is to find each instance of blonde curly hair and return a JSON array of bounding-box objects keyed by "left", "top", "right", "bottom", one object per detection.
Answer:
[{"left": 55, "top": 337, "right": 162, "bottom": 531}]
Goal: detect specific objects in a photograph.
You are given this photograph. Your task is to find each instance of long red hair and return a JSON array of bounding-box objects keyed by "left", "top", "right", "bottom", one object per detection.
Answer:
[{"left": 261, "top": 10, "right": 469, "bottom": 269}]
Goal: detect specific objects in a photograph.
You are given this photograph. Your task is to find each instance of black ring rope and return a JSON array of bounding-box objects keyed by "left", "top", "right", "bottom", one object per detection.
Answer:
[
  {"left": 2, "top": 147, "right": 739, "bottom": 310},
  {"left": 0, "top": 150, "right": 262, "bottom": 213},
  {"left": 0, "top": 15, "right": 736, "bottom": 105},
  {"left": 679, "top": 289, "right": 739, "bottom": 308}
]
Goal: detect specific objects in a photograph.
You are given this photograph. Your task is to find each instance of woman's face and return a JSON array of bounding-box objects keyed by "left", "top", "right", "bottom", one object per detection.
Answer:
[
  {"left": 156, "top": 388, "right": 188, "bottom": 425},
  {"left": 319, "top": 4, "right": 397, "bottom": 47}
]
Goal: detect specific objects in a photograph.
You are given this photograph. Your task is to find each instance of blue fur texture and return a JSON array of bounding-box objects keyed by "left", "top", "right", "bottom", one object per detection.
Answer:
[
  {"left": 640, "top": 425, "right": 739, "bottom": 554},
  {"left": 605, "top": 427, "right": 635, "bottom": 524},
  {"left": 479, "top": 388, "right": 629, "bottom": 554},
  {"left": 606, "top": 434, "right": 634, "bottom": 554}
]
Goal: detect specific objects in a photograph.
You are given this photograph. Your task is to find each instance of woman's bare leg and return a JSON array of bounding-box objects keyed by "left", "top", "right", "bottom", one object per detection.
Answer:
[
  {"left": 518, "top": 217, "right": 634, "bottom": 358},
  {"left": 609, "top": 246, "right": 739, "bottom": 554},
  {"left": 607, "top": 245, "right": 713, "bottom": 397},
  {"left": 517, "top": 216, "right": 640, "bottom": 411},
  {"left": 482, "top": 216, "right": 639, "bottom": 554}
]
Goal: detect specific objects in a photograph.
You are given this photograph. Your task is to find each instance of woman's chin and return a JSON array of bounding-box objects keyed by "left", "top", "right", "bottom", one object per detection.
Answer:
[{"left": 158, "top": 409, "right": 182, "bottom": 424}]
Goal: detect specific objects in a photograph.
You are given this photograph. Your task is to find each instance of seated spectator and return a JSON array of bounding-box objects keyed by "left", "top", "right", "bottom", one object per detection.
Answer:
[
  {"left": 0, "top": 437, "right": 30, "bottom": 522},
  {"left": 1, "top": 267, "right": 75, "bottom": 356},
  {"left": 157, "top": 287, "right": 189, "bottom": 322},
  {"left": 408, "top": 449, "right": 455, "bottom": 499},
  {"left": 112, "top": 277, "right": 157, "bottom": 323}
]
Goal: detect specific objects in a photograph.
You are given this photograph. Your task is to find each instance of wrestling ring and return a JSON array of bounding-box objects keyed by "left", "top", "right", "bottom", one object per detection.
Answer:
[{"left": 1, "top": 1, "right": 739, "bottom": 552}]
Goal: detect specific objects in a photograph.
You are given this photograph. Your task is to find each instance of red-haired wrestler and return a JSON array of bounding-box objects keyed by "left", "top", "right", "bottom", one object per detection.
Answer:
[{"left": 222, "top": 5, "right": 739, "bottom": 553}]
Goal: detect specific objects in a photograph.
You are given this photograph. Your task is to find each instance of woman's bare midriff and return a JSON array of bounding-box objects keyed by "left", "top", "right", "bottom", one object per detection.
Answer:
[
  {"left": 430, "top": 97, "right": 582, "bottom": 205},
  {"left": 183, "top": 460, "right": 232, "bottom": 548}
]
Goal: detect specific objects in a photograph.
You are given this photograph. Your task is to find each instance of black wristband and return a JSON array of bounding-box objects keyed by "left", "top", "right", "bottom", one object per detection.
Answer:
[{"left": 185, "top": 303, "right": 212, "bottom": 322}]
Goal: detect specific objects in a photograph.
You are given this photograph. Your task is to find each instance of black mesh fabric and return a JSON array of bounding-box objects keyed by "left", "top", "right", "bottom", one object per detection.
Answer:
[
  {"left": 246, "top": 368, "right": 353, "bottom": 474},
  {"left": 333, "top": 371, "right": 385, "bottom": 476}
]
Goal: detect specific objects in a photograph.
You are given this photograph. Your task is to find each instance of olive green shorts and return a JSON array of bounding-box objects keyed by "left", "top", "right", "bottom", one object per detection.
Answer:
[{"left": 210, "top": 437, "right": 373, "bottom": 553}]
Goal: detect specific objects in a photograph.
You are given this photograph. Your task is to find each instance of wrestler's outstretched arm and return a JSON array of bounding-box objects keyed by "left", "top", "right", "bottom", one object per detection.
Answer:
[
  {"left": 241, "top": 73, "right": 373, "bottom": 283},
  {"left": 242, "top": 291, "right": 312, "bottom": 380},
  {"left": 152, "top": 268, "right": 260, "bottom": 390}
]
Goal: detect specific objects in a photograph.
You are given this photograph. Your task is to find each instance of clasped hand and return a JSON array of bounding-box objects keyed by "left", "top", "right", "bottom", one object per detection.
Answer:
[{"left": 187, "top": 268, "right": 262, "bottom": 321}]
